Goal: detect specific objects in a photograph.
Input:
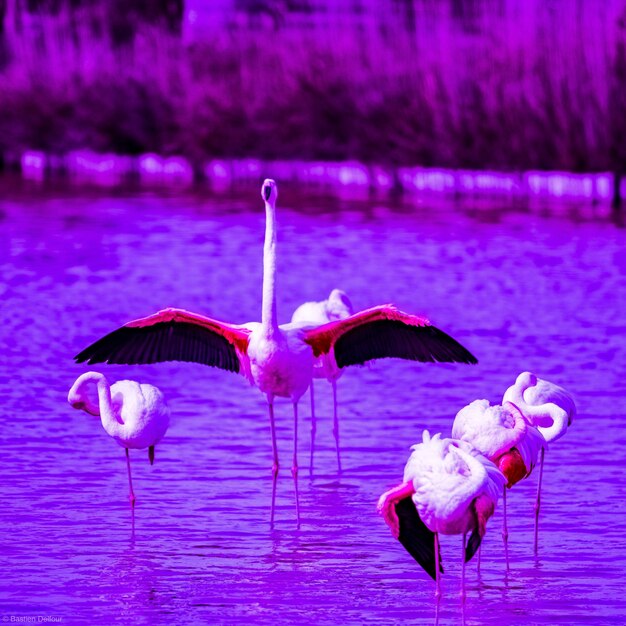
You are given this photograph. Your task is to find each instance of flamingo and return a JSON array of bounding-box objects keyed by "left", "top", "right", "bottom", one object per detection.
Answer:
[
  {"left": 502, "top": 372, "right": 575, "bottom": 550},
  {"left": 291, "top": 289, "right": 353, "bottom": 473},
  {"left": 74, "top": 179, "right": 478, "bottom": 503},
  {"left": 451, "top": 398, "right": 545, "bottom": 554},
  {"left": 377, "top": 431, "right": 505, "bottom": 599},
  {"left": 67, "top": 371, "right": 170, "bottom": 505}
]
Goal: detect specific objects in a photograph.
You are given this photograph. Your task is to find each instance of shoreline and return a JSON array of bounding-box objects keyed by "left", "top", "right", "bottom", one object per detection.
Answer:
[{"left": 7, "top": 149, "right": 622, "bottom": 214}]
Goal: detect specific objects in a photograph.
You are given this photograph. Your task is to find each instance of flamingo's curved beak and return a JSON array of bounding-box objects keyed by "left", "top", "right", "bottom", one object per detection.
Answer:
[{"left": 149, "top": 446, "right": 155, "bottom": 465}]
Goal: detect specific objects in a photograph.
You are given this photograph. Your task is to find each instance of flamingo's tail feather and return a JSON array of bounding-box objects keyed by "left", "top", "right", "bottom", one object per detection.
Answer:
[
  {"left": 465, "top": 529, "right": 482, "bottom": 562},
  {"left": 395, "top": 496, "right": 444, "bottom": 580}
]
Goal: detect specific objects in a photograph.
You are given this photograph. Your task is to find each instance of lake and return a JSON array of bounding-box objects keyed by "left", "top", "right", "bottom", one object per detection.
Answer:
[{"left": 1, "top": 178, "right": 625, "bottom": 625}]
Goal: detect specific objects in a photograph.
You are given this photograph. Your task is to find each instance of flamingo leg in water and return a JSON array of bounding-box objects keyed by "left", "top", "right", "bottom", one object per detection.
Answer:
[
  {"left": 292, "top": 401, "right": 301, "bottom": 525},
  {"left": 309, "top": 380, "right": 316, "bottom": 476},
  {"left": 534, "top": 447, "right": 545, "bottom": 554},
  {"left": 331, "top": 379, "right": 342, "bottom": 473},
  {"left": 292, "top": 402, "right": 299, "bottom": 476},
  {"left": 502, "top": 486, "right": 509, "bottom": 544},
  {"left": 270, "top": 470, "right": 278, "bottom": 529},
  {"left": 461, "top": 532, "right": 467, "bottom": 601},
  {"left": 502, "top": 487, "right": 510, "bottom": 571},
  {"left": 267, "top": 398, "right": 279, "bottom": 475},
  {"left": 125, "top": 448, "right": 136, "bottom": 506},
  {"left": 434, "top": 532, "right": 441, "bottom": 599}
]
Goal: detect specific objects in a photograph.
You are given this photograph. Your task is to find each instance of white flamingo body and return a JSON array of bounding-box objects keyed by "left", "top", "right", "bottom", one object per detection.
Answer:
[
  {"left": 378, "top": 431, "right": 504, "bottom": 598},
  {"left": 404, "top": 433, "right": 504, "bottom": 536},
  {"left": 68, "top": 371, "right": 170, "bottom": 503},
  {"left": 501, "top": 372, "right": 576, "bottom": 551},
  {"left": 291, "top": 289, "right": 353, "bottom": 472},
  {"left": 452, "top": 399, "right": 545, "bottom": 478},
  {"left": 246, "top": 322, "right": 314, "bottom": 400}
]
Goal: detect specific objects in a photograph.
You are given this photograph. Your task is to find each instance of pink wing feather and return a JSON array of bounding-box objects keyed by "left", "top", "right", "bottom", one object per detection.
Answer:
[
  {"left": 75, "top": 307, "right": 251, "bottom": 375},
  {"left": 303, "top": 304, "right": 477, "bottom": 367}
]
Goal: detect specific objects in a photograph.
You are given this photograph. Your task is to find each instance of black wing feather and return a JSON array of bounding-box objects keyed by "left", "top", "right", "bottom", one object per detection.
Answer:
[
  {"left": 465, "top": 529, "right": 482, "bottom": 562},
  {"left": 74, "top": 321, "right": 241, "bottom": 373},
  {"left": 334, "top": 319, "right": 477, "bottom": 368},
  {"left": 395, "top": 496, "right": 443, "bottom": 580}
]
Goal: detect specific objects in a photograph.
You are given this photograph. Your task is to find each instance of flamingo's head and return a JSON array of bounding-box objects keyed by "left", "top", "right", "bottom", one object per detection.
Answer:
[
  {"left": 327, "top": 289, "right": 353, "bottom": 320},
  {"left": 262, "top": 179, "right": 278, "bottom": 204},
  {"left": 68, "top": 371, "right": 103, "bottom": 416},
  {"left": 516, "top": 371, "right": 538, "bottom": 389}
]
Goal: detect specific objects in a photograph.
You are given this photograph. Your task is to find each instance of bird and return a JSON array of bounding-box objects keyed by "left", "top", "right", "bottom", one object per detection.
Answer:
[
  {"left": 377, "top": 431, "right": 505, "bottom": 599},
  {"left": 451, "top": 398, "right": 545, "bottom": 552},
  {"left": 291, "top": 288, "right": 353, "bottom": 473},
  {"left": 74, "top": 179, "right": 478, "bottom": 509},
  {"left": 502, "top": 372, "right": 575, "bottom": 551},
  {"left": 67, "top": 371, "right": 170, "bottom": 505}
]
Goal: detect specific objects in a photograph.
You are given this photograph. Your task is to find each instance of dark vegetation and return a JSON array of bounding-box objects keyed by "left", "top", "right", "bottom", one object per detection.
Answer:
[{"left": 1, "top": 0, "right": 625, "bottom": 171}]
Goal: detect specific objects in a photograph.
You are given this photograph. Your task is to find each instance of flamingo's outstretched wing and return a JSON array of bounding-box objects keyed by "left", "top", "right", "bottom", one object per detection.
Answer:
[
  {"left": 303, "top": 305, "right": 477, "bottom": 368},
  {"left": 74, "top": 308, "right": 251, "bottom": 374},
  {"left": 395, "top": 496, "right": 442, "bottom": 580}
]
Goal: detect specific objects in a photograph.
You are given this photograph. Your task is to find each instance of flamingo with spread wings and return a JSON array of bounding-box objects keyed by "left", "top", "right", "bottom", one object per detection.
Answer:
[{"left": 75, "top": 180, "right": 478, "bottom": 497}]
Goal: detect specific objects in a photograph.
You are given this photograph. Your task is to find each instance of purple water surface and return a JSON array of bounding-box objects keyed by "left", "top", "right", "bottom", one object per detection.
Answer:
[{"left": 1, "top": 180, "right": 625, "bottom": 625}]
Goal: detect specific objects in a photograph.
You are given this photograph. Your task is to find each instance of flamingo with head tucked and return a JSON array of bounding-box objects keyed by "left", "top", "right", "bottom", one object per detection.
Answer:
[
  {"left": 291, "top": 289, "right": 353, "bottom": 473},
  {"left": 74, "top": 179, "right": 477, "bottom": 519},
  {"left": 451, "top": 398, "right": 545, "bottom": 554},
  {"left": 502, "top": 372, "right": 575, "bottom": 551},
  {"left": 378, "top": 431, "right": 505, "bottom": 599},
  {"left": 67, "top": 371, "right": 170, "bottom": 505}
]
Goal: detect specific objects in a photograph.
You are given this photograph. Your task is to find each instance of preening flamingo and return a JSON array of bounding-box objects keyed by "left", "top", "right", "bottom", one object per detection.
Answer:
[
  {"left": 291, "top": 288, "right": 353, "bottom": 473},
  {"left": 74, "top": 179, "right": 477, "bottom": 501},
  {"left": 377, "top": 431, "right": 505, "bottom": 599},
  {"left": 451, "top": 398, "right": 545, "bottom": 552},
  {"left": 67, "top": 371, "right": 170, "bottom": 505},
  {"left": 502, "top": 372, "right": 575, "bottom": 550}
]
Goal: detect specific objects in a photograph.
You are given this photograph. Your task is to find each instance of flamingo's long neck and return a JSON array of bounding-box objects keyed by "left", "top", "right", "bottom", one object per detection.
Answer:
[
  {"left": 261, "top": 199, "right": 279, "bottom": 336},
  {"left": 505, "top": 385, "right": 568, "bottom": 443},
  {"left": 95, "top": 377, "right": 124, "bottom": 439},
  {"left": 521, "top": 401, "right": 568, "bottom": 443}
]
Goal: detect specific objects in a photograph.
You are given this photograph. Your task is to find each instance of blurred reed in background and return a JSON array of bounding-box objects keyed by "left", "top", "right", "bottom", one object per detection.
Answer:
[{"left": 1, "top": 0, "right": 624, "bottom": 172}]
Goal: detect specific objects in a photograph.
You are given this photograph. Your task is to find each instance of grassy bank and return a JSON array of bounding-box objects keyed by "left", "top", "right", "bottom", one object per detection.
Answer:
[{"left": 0, "top": 0, "right": 623, "bottom": 171}]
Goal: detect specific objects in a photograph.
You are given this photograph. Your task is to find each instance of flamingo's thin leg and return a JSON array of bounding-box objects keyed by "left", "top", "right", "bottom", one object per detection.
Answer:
[
  {"left": 502, "top": 486, "right": 509, "bottom": 544},
  {"left": 292, "top": 402, "right": 301, "bottom": 525},
  {"left": 309, "top": 380, "right": 316, "bottom": 476},
  {"left": 268, "top": 398, "right": 279, "bottom": 475},
  {"left": 461, "top": 532, "right": 467, "bottom": 601},
  {"left": 434, "top": 532, "right": 441, "bottom": 599},
  {"left": 331, "top": 379, "right": 342, "bottom": 473},
  {"left": 534, "top": 446, "right": 545, "bottom": 554},
  {"left": 503, "top": 486, "right": 510, "bottom": 571},
  {"left": 292, "top": 402, "right": 299, "bottom": 476},
  {"left": 477, "top": 545, "right": 481, "bottom": 573},
  {"left": 270, "top": 470, "right": 278, "bottom": 529},
  {"left": 125, "top": 448, "right": 136, "bottom": 506}
]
